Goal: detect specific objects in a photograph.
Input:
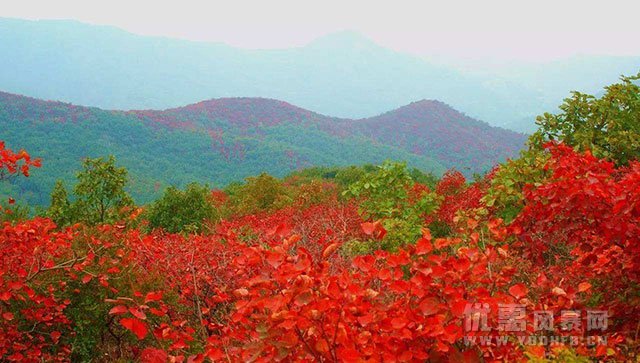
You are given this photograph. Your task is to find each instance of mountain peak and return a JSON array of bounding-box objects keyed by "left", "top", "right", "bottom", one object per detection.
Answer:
[
  {"left": 130, "top": 97, "right": 321, "bottom": 129},
  {"left": 374, "top": 99, "right": 456, "bottom": 119},
  {"left": 404, "top": 99, "right": 448, "bottom": 109},
  {"left": 178, "top": 97, "right": 318, "bottom": 117},
  {"left": 183, "top": 97, "right": 296, "bottom": 110}
]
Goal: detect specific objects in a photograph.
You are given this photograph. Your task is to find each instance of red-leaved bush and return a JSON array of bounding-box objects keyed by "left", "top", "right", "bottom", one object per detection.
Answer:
[{"left": 1, "top": 141, "right": 638, "bottom": 362}]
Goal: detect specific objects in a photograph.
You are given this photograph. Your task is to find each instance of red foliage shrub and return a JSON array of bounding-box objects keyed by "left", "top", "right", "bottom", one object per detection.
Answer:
[
  {"left": 1, "top": 140, "right": 638, "bottom": 361},
  {"left": 0, "top": 141, "right": 41, "bottom": 178},
  {"left": 512, "top": 143, "right": 640, "bottom": 338},
  {"left": 433, "top": 170, "right": 487, "bottom": 228}
]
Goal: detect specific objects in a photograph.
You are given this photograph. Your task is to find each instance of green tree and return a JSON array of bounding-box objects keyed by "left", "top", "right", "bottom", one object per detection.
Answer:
[
  {"left": 335, "top": 166, "right": 369, "bottom": 188},
  {"left": 47, "top": 179, "right": 72, "bottom": 226},
  {"left": 408, "top": 167, "right": 439, "bottom": 190},
  {"left": 482, "top": 144, "right": 550, "bottom": 223},
  {"left": 230, "top": 173, "right": 291, "bottom": 214},
  {"left": 344, "top": 161, "right": 439, "bottom": 250},
  {"left": 73, "top": 156, "right": 133, "bottom": 225},
  {"left": 534, "top": 73, "right": 640, "bottom": 165},
  {"left": 146, "top": 183, "right": 218, "bottom": 234}
]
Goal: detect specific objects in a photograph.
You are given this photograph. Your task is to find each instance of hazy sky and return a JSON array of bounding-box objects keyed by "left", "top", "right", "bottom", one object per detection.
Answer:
[{"left": 3, "top": 0, "right": 640, "bottom": 61}]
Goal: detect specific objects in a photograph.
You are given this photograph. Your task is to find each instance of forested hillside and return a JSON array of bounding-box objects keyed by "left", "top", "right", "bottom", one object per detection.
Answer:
[{"left": 0, "top": 92, "right": 525, "bottom": 205}]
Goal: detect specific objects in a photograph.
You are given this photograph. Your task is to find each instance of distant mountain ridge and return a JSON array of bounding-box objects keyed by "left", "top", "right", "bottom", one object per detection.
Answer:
[
  {"left": 352, "top": 100, "right": 524, "bottom": 169},
  {"left": 127, "top": 97, "right": 525, "bottom": 169},
  {"left": 3, "top": 17, "right": 636, "bottom": 132},
  {"left": 0, "top": 91, "right": 526, "bottom": 205}
]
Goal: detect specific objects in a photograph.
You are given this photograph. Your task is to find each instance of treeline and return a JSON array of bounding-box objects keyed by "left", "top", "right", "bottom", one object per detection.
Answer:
[{"left": 22, "top": 156, "right": 439, "bottom": 244}]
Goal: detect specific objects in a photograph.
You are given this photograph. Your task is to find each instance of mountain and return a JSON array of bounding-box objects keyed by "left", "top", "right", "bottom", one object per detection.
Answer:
[
  {"left": 0, "top": 91, "right": 526, "bottom": 205},
  {"left": 352, "top": 100, "right": 525, "bottom": 170},
  {"left": 2, "top": 18, "right": 637, "bottom": 133},
  {"left": 0, "top": 18, "right": 509, "bottom": 122},
  {"left": 2, "top": 17, "right": 623, "bottom": 132}
]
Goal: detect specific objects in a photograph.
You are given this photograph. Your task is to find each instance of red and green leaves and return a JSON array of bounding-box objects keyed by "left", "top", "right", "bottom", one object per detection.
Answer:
[{"left": 1, "top": 140, "right": 637, "bottom": 362}]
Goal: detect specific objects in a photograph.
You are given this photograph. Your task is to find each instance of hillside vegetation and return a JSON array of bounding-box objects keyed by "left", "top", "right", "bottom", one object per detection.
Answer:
[
  {"left": 0, "top": 74, "right": 638, "bottom": 362},
  {"left": 0, "top": 92, "right": 525, "bottom": 205}
]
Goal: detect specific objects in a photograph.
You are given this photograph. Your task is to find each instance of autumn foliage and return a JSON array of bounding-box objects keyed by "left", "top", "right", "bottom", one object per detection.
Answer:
[
  {"left": 1, "top": 138, "right": 639, "bottom": 362},
  {"left": 0, "top": 141, "right": 40, "bottom": 179}
]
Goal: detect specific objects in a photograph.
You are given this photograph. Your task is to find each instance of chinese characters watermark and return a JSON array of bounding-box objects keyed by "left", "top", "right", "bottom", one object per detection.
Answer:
[{"left": 462, "top": 304, "right": 609, "bottom": 349}]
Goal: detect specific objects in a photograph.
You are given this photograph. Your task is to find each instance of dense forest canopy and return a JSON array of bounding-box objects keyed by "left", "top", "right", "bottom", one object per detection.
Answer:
[{"left": 0, "top": 92, "right": 525, "bottom": 206}]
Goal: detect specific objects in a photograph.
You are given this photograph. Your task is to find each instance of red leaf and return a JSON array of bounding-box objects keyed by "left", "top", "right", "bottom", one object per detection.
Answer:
[
  {"left": 322, "top": 243, "right": 340, "bottom": 258},
  {"left": 120, "top": 318, "right": 148, "bottom": 340},
  {"left": 391, "top": 317, "right": 408, "bottom": 329},
  {"left": 315, "top": 339, "right": 330, "bottom": 353},
  {"left": 419, "top": 297, "right": 440, "bottom": 316},
  {"left": 415, "top": 237, "right": 433, "bottom": 255},
  {"left": 377, "top": 226, "right": 387, "bottom": 240},
  {"left": 421, "top": 228, "right": 432, "bottom": 240},
  {"left": 2, "top": 312, "right": 14, "bottom": 321},
  {"left": 327, "top": 279, "right": 341, "bottom": 299},
  {"left": 451, "top": 300, "right": 469, "bottom": 316},
  {"left": 361, "top": 222, "right": 376, "bottom": 235},
  {"left": 170, "top": 340, "right": 187, "bottom": 350},
  {"left": 578, "top": 282, "right": 592, "bottom": 293},
  {"left": 293, "top": 254, "right": 311, "bottom": 271},
  {"left": 206, "top": 348, "right": 224, "bottom": 360},
  {"left": 108, "top": 305, "right": 128, "bottom": 315},
  {"left": 508, "top": 283, "right": 528, "bottom": 299},
  {"left": 488, "top": 218, "right": 506, "bottom": 241},
  {"left": 434, "top": 238, "right": 452, "bottom": 250},
  {"left": 129, "top": 307, "right": 147, "bottom": 320},
  {"left": 233, "top": 288, "right": 249, "bottom": 297},
  {"left": 268, "top": 223, "right": 292, "bottom": 238},
  {"left": 50, "top": 331, "right": 61, "bottom": 343},
  {"left": 145, "top": 291, "right": 163, "bottom": 303},
  {"left": 149, "top": 307, "right": 167, "bottom": 317},
  {"left": 552, "top": 287, "right": 567, "bottom": 296},
  {"left": 526, "top": 345, "right": 546, "bottom": 359},
  {"left": 7, "top": 281, "right": 23, "bottom": 290},
  {"left": 337, "top": 348, "right": 361, "bottom": 362},
  {"left": 361, "top": 221, "right": 386, "bottom": 240},
  {"left": 140, "top": 348, "right": 168, "bottom": 363},
  {"left": 265, "top": 251, "right": 284, "bottom": 269},
  {"left": 595, "top": 344, "right": 608, "bottom": 357}
]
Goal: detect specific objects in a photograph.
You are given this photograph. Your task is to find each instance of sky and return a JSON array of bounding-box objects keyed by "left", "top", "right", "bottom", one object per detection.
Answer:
[{"left": 2, "top": 0, "right": 640, "bottom": 61}]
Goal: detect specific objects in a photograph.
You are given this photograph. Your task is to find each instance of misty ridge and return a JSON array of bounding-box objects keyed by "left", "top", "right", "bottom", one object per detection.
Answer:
[{"left": 1, "top": 17, "right": 639, "bottom": 133}]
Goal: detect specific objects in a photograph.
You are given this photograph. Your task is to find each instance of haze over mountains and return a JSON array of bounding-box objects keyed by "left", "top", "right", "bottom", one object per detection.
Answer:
[
  {"left": 0, "top": 91, "right": 525, "bottom": 205},
  {"left": 1, "top": 17, "right": 638, "bottom": 132},
  {"left": 0, "top": 16, "right": 636, "bottom": 205}
]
